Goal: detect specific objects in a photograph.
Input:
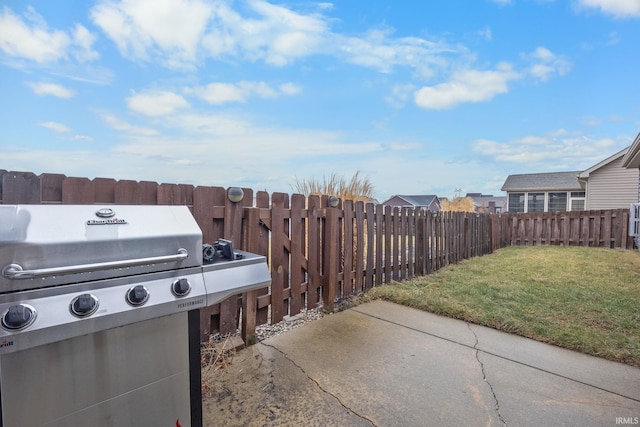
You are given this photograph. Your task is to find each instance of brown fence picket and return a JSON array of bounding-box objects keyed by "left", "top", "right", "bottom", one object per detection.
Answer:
[
  {"left": 307, "top": 195, "right": 322, "bottom": 307},
  {"left": 254, "top": 191, "right": 271, "bottom": 325},
  {"left": 375, "top": 204, "right": 383, "bottom": 286},
  {"left": 157, "top": 183, "right": 193, "bottom": 207},
  {"left": 113, "top": 180, "right": 157, "bottom": 204},
  {"left": 343, "top": 200, "right": 354, "bottom": 297},
  {"left": 364, "top": 202, "right": 375, "bottom": 289},
  {"left": 355, "top": 201, "right": 365, "bottom": 292},
  {"left": 290, "top": 193, "right": 306, "bottom": 316},
  {"left": 393, "top": 207, "right": 400, "bottom": 281},
  {"left": 323, "top": 207, "right": 339, "bottom": 310},
  {"left": 3, "top": 171, "right": 41, "bottom": 204},
  {"left": 93, "top": 178, "right": 117, "bottom": 204},
  {"left": 62, "top": 177, "right": 95, "bottom": 204},
  {"left": 406, "top": 208, "right": 414, "bottom": 279},
  {"left": 41, "top": 173, "right": 65, "bottom": 203},
  {"left": 383, "top": 205, "right": 391, "bottom": 283},
  {"left": 242, "top": 207, "right": 261, "bottom": 344},
  {"left": 270, "top": 193, "right": 289, "bottom": 324}
]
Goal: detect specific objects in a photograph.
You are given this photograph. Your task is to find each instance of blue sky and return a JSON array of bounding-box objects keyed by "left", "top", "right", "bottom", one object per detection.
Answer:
[{"left": 1, "top": 0, "right": 639, "bottom": 201}]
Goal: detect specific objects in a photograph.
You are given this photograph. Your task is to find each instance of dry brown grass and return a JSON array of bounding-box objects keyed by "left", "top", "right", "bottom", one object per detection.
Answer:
[{"left": 291, "top": 171, "right": 375, "bottom": 202}]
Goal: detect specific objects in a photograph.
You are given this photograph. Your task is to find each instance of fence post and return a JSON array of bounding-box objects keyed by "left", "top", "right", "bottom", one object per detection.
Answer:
[
  {"left": 270, "top": 193, "right": 289, "bottom": 324},
  {"left": 415, "top": 209, "right": 424, "bottom": 276},
  {"left": 323, "top": 206, "right": 339, "bottom": 311},
  {"left": 242, "top": 207, "right": 261, "bottom": 345}
]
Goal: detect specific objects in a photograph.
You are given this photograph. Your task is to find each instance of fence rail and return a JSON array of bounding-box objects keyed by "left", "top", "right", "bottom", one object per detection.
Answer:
[{"left": 1, "top": 170, "right": 636, "bottom": 344}]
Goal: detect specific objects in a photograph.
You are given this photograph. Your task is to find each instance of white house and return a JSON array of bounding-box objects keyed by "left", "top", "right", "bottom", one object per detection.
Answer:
[
  {"left": 578, "top": 147, "right": 640, "bottom": 209},
  {"left": 502, "top": 145, "right": 640, "bottom": 212}
]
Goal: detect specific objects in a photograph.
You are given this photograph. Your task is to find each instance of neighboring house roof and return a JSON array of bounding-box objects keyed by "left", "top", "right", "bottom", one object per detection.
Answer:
[
  {"left": 579, "top": 147, "right": 629, "bottom": 179},
  {"left": 622, "top": 131, "right": 640, "bottom": 168},
  {"left": 382, "top": 194, "right": 439, "bottom": 207},
  {"left": 501, "top": 171, "right": 583, "bottom": 192}
]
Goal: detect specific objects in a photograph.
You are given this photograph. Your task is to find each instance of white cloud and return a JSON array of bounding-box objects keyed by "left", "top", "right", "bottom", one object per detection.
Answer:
[
  {"left": 36, "top": 121, "right": 93, "bottom": 143},
  {"left": 0, "top": 6, "right": 98, "bottom": 64},
  {"left": 478, "top": 26, "right": 493, "bottom": 41},
  {"left": 100, "top": 112, "right": 159, "bottom": 136},
  {"left": 524, "top": 47, "right": 571, "bottom": 82},
  {"left": 202, "top": 0, "right": 329, "bottom": 66},
  {"left": 91, "top": 0, "right": 213, "bottom": 68},
  {"left": 112, "top": 110, "right": 382, "bottom": 162},
  {"left": 127, "top": 90, "right": 190, "bottom": 116},
  {"left": 38, "top": 121, "right": 70, "bottom": 133},
  {"left": 577, "top": 0, "right": 640, "bottom": 18},
  {"left": 0, "top": 6, "right": 70, "bottom": 63},
  {"left": 90, "top": 0, "right": 460, "bottom": 79},
  {"left": 90, "top": 0, "right": 330, "bottom": 68},
  {"left": 27, "top": 82, "right": 76, "bottom": 98},
  {"left": 334, "top": 29, "right": 459, "bottom": 78},
  {"left": 72, "top": 24, "right": 99, "bottom": 62},
  {"left": 414, "top": 63, "right": 520, "bottom": 109},
  {"left": 412, "top": 47, "right": 569, "bottom": 110},
  {"left": 279, "top": 82, "right": 302, "bottom": 96},
  {"left": 73, "top": 135, "right": 94, "bottom": 143},
  {"left": 385, "top": 83, "right": 415, "bottom": 108},
  {"left": 185, "top": 81, "right": 298, "bottom": 105},
  {"left": 471, "top": 131, "right": 630, "bottom": 168},
  {"left": 186, "top": 83, "right": 247, "bottom": 105}
]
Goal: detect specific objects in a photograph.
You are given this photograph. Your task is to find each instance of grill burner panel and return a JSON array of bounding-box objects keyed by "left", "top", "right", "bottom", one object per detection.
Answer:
[{"left": 0, "top": 250, "right": 270, "bottom": 354}]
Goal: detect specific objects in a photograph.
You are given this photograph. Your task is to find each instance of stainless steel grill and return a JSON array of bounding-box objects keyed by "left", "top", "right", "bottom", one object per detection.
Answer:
[{"left": 0, "top": 204, "right": 270, "bottom": 427}]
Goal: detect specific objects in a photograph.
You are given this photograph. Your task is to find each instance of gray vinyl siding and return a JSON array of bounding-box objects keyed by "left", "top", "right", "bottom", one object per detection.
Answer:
[{"left": 585, "top": 157, "right": 640, "bottom": 209}]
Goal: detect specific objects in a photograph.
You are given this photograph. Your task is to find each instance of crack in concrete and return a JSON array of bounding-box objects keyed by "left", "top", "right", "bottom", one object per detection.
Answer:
[
  {"left": 467, "top": 323, "right": 507, "bottom": 427},
  {"left": 261, "top": 342, "right": 378, "bottom": 427}
]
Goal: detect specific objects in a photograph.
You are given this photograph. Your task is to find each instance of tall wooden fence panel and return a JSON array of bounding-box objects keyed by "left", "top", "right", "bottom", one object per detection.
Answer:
[
  {"left": 1, "top": 170, "right": 636, "bottom": 345},
  {"left": 491, "top": 209, "right": 634, "bottom": 249}
]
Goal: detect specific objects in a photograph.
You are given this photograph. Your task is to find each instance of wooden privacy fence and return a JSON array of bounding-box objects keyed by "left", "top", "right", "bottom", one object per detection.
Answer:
[
  {"left": 1, "top": 170, "right": 636, "bottom": 345},
  {"left": 490, "top": 209, "right": 634, "bottom": 249}
]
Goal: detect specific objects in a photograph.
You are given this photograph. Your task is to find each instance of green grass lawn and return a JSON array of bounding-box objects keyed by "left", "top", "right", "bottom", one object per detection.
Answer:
[{"left": 369, "top": 246, "right": 640, "bottom": 367}]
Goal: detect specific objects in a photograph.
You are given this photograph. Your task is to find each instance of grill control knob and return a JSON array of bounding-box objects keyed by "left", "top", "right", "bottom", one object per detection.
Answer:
[
  {"left": 1, "top": 304, "right": 37, "bottom": 330},
  {"left": 126, "top": 285, "right": 150, "bottom": 306},
  {"left": 172, "top": 278, "right": 191, "bottom": 297},
  {"left": 70, "top": 294, "right": 99, "bottom": 317}
]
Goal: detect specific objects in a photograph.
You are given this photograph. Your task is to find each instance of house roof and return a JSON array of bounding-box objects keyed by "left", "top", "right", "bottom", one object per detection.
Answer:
[
  {"left": 501, "top": 171, "right": 583, "bottom": 192},
  {"left": 578, "top": 147, "right": 629, "bottom": 179},
  {"left": 622, "top": 131, "right": 640, "bottom": 168},
  {"left": 384, "top": 195, "right": 439, "bottom": 206}
]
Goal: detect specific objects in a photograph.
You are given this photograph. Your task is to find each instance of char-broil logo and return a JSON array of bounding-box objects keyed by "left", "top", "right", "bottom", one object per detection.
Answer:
[
  {"left": 87, "top": 208, "right": 127, "bottom": 226},
  {"left": 0, "top": 338, "right": 14, "bottom": 349}
]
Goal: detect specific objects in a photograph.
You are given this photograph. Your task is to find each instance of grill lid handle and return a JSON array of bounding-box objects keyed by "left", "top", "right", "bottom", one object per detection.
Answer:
[{"left": 2, "top": 248, "right": 189, "bottom": 280}]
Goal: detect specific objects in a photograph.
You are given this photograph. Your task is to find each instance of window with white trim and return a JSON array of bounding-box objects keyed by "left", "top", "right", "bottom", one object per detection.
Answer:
[
  {"left": 570, "top": 191, "right": 585, "bottom": 211},
  {"left": 508, "top": 193, "right": 524, "bottom": 212},
  {"left": 528, "top": 193, "right": 545, "bottom": 212},
  {"left": 548, "top": 192, "right": 567, "bottom": 212}
]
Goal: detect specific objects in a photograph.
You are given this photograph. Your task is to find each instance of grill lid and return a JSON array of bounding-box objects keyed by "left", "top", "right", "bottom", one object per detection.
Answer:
[{"left": 0, "top": 205, "right": 202, "bottom": 294}]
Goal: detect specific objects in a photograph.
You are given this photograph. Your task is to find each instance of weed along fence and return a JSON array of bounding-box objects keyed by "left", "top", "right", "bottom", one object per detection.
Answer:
[{"left": 1, "top": 170, "right": 636, "bottom": 345}]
